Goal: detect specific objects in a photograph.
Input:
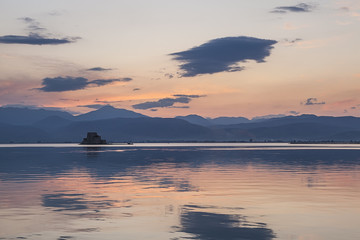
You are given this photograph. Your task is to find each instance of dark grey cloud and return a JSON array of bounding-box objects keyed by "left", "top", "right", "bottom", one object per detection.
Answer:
[
  {"left": 0, "top": 17, "right": 80, "bottom": 45},
  {"left": 133, "top": 88, "right": 141, "bottom": 91},
  {"left": 303, "top": 98, "right": 325, "bottom": 105},
  {"left": 86, "top": 67, "right": 112, "bottom": 71},
  {"left": 271, "top": 3, "right": 314, "bottom": 13},
  {"left": 133, "top": 97, "right": 190, "bottom": 110},
  {"left": 0, "top": 34, "right": 78, "bottom": 45},
  {"left": 170, "top": 36, "right": 277, "bottom": 77},
  {"left": 38, "top": 77, "right": 88, "bottom": 92},
  {"left": 132, "top": 94, "right": 205, "bottom": 110},
  {"left": 37, "top": 76, "right": 132, "bottom": 92}
]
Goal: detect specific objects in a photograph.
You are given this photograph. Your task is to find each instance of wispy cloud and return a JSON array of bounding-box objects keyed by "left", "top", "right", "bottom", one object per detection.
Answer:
[
  {"left": 335, "top": 5, "right": 360, "bottom": 22},
  {"left": 77, "top": 104, "right": 110, "bottom": 109},
  {"left": 169, "top": 106, "right": 190, "bottom": 109},
  {"left": 173, "top": 94, "right": 206, "bottom": 98},
  {"left": 59, "top": 98, "right": 79, "bottom": 102},
  {"left": 170, "top": 36, "right": 277, "bottom": 77},
  {"left": 90, "top": 78, "right": 131, "bottom": 86},
  {"left": 48, "top": 10, "right": 67, "bottom": 16},
  {"left": 0, "top": 34, "right": 79, "bottom": 45},
  {"left": 86, "top": 67, "right": 112, "bottom": 71},
  {"left": 284, "top": 38, "right": 303, "bottom": 44},
  {"left": 164, "top": 73, "right": 174, "bottom": 79},
  {"left": 94, "top": 99, "right": 124, "bottom": 104},
  {"left": 338, "top": 7, "right": 350, "bottom": 12},
  {"left": 302, "top": 98, "right": 325, "bottom": 105},
  {"left": 132, "top": 94, "right": 206, "bottom": 110},
  {"left": 1, "top": 104, "right": 67, "bottom": 112},
  {"left": 271, "top": 3, "right": 315, "bottom": 14},
  {"left": 36, "top": 76, "right": 132, "bottom": 92},
  {"left": 20, "top": 17, "right": 46, "bottom": 32},
  {"left": 283, "top": 38, "right": 303, "bottom": 46},
  {"left": 288, "top": 110, "right": 300, "bottom": 115},
  {"left": 0, "top": 17, "right": 80, "bottom": 45}
]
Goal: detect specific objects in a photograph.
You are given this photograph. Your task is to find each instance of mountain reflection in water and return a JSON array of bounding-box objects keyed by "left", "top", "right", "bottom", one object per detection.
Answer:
[{"left": 0, "top": 145, "right": 359, "bottom": 240}]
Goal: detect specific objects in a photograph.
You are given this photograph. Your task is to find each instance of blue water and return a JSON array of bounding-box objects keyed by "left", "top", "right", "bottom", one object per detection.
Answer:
[{"left": 0, "top": 143, "right": 359, "bottom": 240}]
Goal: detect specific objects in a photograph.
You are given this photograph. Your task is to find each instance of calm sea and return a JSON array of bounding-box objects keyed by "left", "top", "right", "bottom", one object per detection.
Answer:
[{"left": 0, "top": 143, "right": 359, "bottom": 240}]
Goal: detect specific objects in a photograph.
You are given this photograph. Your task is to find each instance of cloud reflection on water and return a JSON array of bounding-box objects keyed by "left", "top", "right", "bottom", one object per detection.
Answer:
[
  {"left": 177, "top": 205, "right": 275, "bottom": 240},
  {"left": 1, "top": 147, "right": 360, "bottom": 239},
  {"left": 42, "top": 193, "right": 117, "bottom": 212}
]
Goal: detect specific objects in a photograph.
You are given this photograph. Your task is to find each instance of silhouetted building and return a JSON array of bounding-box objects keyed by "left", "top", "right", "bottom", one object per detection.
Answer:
[{"left": 81, "top": 132, "right": 107, "bottom": 144}]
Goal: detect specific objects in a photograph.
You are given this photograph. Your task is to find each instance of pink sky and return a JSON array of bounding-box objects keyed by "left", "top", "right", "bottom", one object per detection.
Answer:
[{"left": 1, "top": 0, "right": 360, "bottom": 118}]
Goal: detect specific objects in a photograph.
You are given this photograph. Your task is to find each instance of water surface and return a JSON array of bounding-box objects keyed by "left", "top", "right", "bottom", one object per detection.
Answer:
[{"left": 0, "top": 144, "right": 359, "bottom": 239}]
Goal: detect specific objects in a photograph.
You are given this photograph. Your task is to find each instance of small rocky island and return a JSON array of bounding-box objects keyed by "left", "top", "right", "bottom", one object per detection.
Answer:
[{"left": 80, "top": 132, "right": 107, "bottom": 145}]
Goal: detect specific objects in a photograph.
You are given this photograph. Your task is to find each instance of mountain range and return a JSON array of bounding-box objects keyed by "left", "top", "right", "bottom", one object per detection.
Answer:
[{"left": 1, "top": 105, "right": 360, "bottom": 143}]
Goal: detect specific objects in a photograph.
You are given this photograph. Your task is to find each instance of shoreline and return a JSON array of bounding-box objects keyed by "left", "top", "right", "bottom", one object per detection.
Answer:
[{"left": 1, "top": 140, "right": 360, "bottom": 144}]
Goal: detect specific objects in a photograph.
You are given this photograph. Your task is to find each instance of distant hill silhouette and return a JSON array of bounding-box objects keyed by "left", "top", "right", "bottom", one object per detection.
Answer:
[
  {"left": 75, "top": 105, "right": 147, "bottom": 121},
  {"left": 55, "top": 117, "right": 215, "bottom": 142},
  {"left": 0, "top": 107, "right": 74, "bottom": 125},
  {"left": 216, "top": 115, "right": 360, "bottom": 141},
  {"left": 240, "top": 122, "right": 347, "bottom": 141},
  {"left": 2, "top": 106, "right": 360, "bottom": 142},
  {"left": 32, "top": 116, "right": 74, "bottom": 132},
  {"left": 176, "top": 115, "right": 250, "bottom": 126},
  {"left": 210, "top": 116, "right": 250, "bottom": 125},
  {"left": 217, "top": 114, "right": 360, "bottom": 130},
  {"left": 0, "top": 122, "right": 50, "bottom": 143},
  {"left": 176, "top": 115, "right": 212, "bottom": 126}
]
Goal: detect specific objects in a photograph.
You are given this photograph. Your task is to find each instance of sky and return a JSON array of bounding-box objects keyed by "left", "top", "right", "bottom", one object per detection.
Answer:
[{"left": 0, "top": 0, "right": 359, "bottom": 118}]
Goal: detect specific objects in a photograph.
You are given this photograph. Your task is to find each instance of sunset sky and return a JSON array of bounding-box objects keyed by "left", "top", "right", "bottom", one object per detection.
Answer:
[{"left": 1, "top": 0, "right": 359, "bottom": 118}]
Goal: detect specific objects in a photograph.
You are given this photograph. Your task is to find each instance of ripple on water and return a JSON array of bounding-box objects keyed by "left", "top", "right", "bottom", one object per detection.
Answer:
[{"left": 0, "top": 147, "right": 360, "bottom": 239}]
